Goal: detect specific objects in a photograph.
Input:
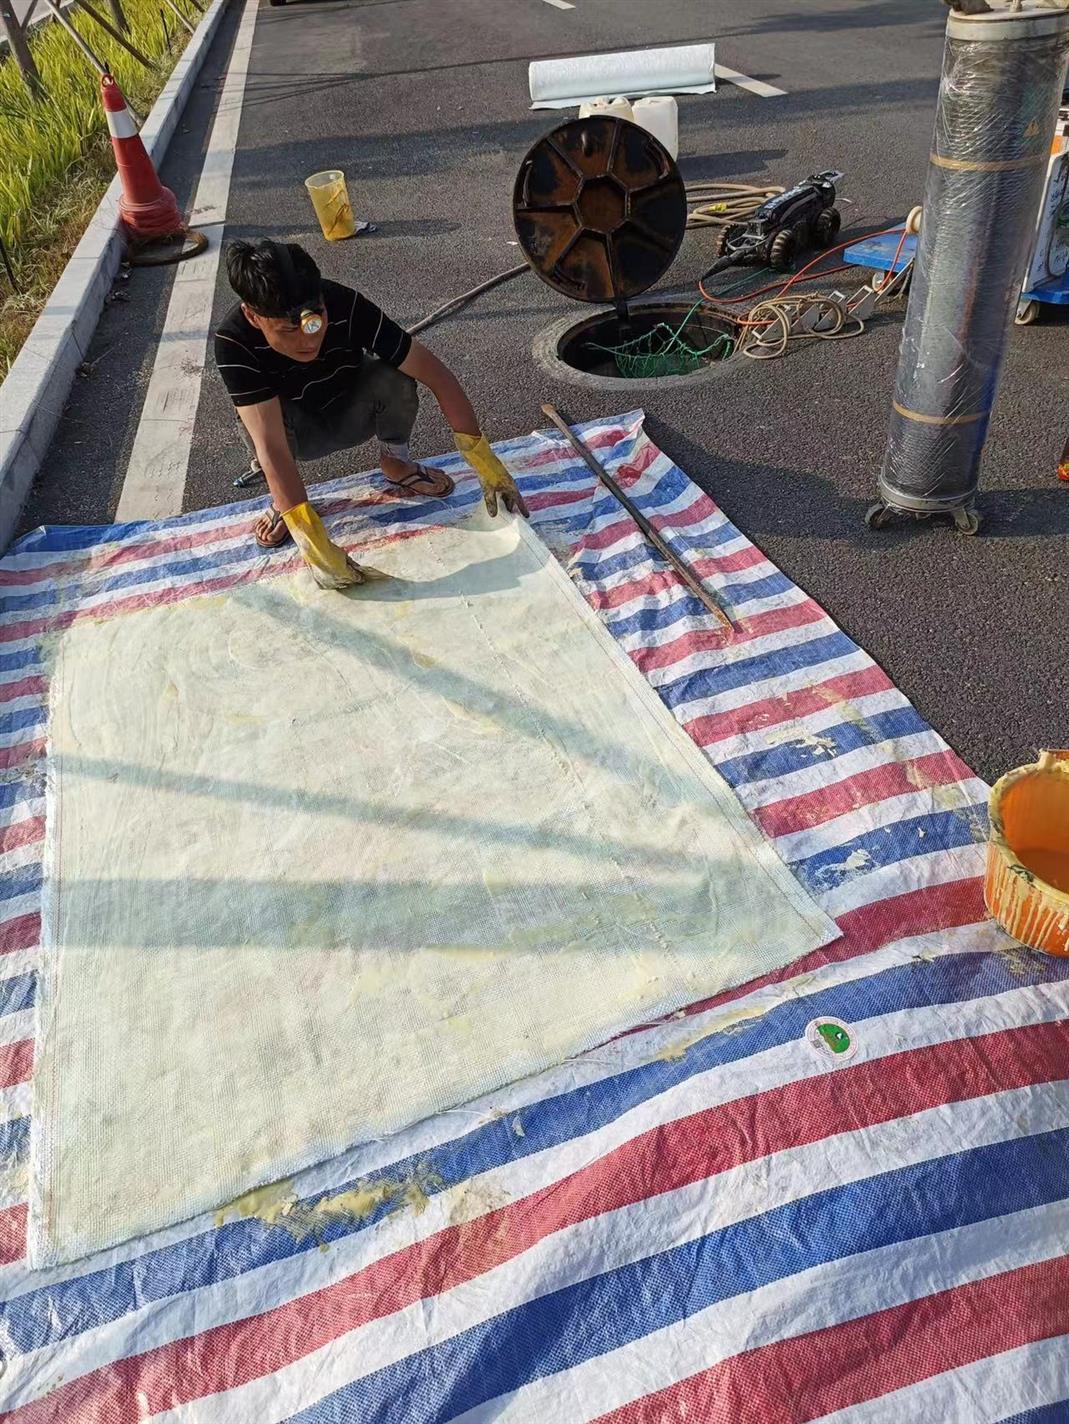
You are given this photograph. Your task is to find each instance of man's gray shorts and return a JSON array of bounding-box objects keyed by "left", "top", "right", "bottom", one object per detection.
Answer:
[{"left": 239, "top": 356, "right": 418, "bottom": 464}]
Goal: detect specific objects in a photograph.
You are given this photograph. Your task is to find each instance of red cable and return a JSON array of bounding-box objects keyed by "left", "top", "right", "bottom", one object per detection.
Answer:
[
  {"left": 778, "top": 225, "right": 902, "bottom": 295},
  {"left": 699, "top": 225, "right": 905, "bottom": 307},
  {"left": 702, "top": 264, "right": 857, "bottom": 305},
  {"left": 886, "top": 225, "right": 911, "bottom": 278}
]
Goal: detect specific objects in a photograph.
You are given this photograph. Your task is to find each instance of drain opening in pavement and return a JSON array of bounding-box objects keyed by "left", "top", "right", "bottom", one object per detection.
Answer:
[{"left": 555, "top": 302, "right": 736, "bottom": 380}]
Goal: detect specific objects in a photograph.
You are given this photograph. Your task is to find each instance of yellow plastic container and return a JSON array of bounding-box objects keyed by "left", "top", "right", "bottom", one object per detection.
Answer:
[
  {"left": 985, "top": 749, "right": 1069, "bottom": 956},
  {"left": 304, "top": 170, "right": 356, "bottom": 241}
]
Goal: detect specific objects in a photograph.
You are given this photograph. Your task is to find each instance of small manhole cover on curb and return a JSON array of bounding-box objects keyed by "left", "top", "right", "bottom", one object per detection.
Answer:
[{"left": 534, "top": 302, "right": 739, "bottom": 391}]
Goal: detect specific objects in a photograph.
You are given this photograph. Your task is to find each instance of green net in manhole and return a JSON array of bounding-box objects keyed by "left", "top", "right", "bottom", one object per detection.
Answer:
[{"left": 590, "top": 301, "right": 735, "bottom": 378}]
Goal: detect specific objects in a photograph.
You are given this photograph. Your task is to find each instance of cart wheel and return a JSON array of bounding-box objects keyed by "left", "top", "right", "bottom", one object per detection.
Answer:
[
  {"left": 1014, "top": 300, "right": 1040, "bottom": 326},
  {"left": 815, "top": 208, "right": 841, "bottom": 247},
  {"left": 864, "top": 502, "right": 896, "bottom": 531},
  {"left": 952, "top": 506, "right": 982, "bottom": 535},
  {"left": 871, "top": 267, "right": 910, "bottom": 298},
  {"left": 769, "top": 228, "right": 795, "bottom": 271}
]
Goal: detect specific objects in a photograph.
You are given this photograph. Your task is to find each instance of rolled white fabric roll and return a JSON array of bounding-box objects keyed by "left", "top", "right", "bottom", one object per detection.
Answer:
[{"left": 529, "top": 43, "right": 716, "bottom": 110}]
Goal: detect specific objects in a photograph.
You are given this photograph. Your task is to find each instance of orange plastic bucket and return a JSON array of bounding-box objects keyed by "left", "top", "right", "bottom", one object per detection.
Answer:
[{"left": 985, "top": 749, "right": 1069, "bottom": 956}]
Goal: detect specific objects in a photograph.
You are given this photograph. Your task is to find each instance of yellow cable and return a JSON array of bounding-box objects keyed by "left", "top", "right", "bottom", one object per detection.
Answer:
[{"left": 685, "top": 182, "right": 785, "bottom": 229}]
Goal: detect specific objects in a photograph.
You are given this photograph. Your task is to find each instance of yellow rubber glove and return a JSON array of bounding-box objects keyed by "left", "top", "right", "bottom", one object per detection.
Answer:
[
  {"left": 282, "top": 502, "right": 367, "bottom": 590},
  {"left": 454, "top": 433, "right": 530, "bottom": 518}
]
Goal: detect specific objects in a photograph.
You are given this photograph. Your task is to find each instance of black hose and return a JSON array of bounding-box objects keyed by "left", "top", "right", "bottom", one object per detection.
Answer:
[
  {"left": 408, "top": 264, "right": 531, "bottom": 336},
  {"left": 409, "top": 180, "right": 780, "bottom": 336},
  {"left": 697, "top": 235, "right": 770, "bottom": 284}
]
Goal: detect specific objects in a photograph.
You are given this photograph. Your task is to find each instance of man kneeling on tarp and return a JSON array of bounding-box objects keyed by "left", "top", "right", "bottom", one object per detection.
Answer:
[{"left": 214, "top": 239, "right": 529, "bottom": 588}]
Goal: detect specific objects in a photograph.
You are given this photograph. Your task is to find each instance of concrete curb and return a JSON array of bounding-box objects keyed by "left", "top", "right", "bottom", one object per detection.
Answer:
[{"left": 0, "top": 0, "right": 232, "bottom": 552}]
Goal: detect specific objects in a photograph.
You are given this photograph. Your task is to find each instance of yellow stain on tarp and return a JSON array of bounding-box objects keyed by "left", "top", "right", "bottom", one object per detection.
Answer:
[
  {"left": 654, "top": 1007, "right": 760, "bottom": 1062},
  {"left": 905, "top": 762, "right": 988, "bottom": 843},
  {"left": 214, "top": 1162, "right": 444, "bottom": 1239},
  {"left": 811, "top": 684, "right": 879, "bottom": 742},
  {"left": 448, "top": 1180, "right": 512, "bottom": 1228},
  {"left": 651, "top": 972, "right": 819, "bottom": 1063},
  {"left": 215, "top": 1179, "right": 297, "bottom": 1229},
  {"left": 792, "top": 732, "right": 838, "bottom": 756},
  {"left": 992, "top": 944, "right": 1042, "bottom": 979}
]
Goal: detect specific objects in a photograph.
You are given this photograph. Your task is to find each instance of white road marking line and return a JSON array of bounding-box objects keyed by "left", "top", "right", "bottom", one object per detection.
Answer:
[
  {"left": 714, "top": 63, "right": 785, "bottom": 98},
  {"left": 541, "top": 0, "right": 574, "bottom": 9},
  {"left": 115, "top": 0, "right": 258, "bottom": 523}
]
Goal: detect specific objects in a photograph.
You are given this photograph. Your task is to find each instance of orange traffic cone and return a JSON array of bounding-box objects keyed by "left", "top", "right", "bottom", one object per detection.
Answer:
[
  {"left": 101, "top": 72, "right": 184, "bottom": 242},
  {"left": 1059, "top": 436, "right": 1069, "bottom": 483}
]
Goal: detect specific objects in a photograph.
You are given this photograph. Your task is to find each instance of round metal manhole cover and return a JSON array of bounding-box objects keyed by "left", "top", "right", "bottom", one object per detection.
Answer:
[{"left": 513, "top": 115, "right": 688, "bottom": 305}]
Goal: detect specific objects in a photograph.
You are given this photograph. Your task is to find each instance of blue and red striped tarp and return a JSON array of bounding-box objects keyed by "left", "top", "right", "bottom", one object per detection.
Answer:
[{"left": 0, "top": 411, "right": 1065, "bottom": 1422}]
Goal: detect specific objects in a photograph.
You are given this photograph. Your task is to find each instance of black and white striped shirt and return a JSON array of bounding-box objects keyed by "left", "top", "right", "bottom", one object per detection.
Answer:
[{"left": 213, "top": 280, "right": 412, "bottom": 412}]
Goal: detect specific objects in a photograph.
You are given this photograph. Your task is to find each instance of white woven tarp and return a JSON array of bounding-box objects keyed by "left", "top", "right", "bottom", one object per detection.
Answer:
[{"left": 32, "top": 512, "right": 836, "bottom": 1266}]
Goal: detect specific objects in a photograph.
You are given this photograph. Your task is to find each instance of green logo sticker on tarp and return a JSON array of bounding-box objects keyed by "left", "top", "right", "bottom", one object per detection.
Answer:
[{"left": 805, "top": 1016, "right": 858, "bottom": 1064}]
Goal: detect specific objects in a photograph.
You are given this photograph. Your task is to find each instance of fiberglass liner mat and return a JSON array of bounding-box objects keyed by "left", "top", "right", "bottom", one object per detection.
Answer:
[{"left": 32, "top": 510, "right": 836, "bottom": 1265}]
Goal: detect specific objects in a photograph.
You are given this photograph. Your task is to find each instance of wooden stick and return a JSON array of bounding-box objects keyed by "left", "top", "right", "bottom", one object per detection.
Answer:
[
  {"left": 0, "top": 235, "right": 19, "bottom": 291},
  {"left": 0, "top": 0, "right": 46, "bottom": 96},
  {"left": 42, "top": 0, "right": 146, "bottom": 117},
  {"left": 42, "top": 1, "right": 106, "bottom": 76},
  {"left": 541, "top": 403, "right": 732, "bottom": 632},
  {"left": 71, "top": 0, "right": 154, "bottom": 67},
  {"left": 161, "top": 0, "right": 193, "bottom": 35}
]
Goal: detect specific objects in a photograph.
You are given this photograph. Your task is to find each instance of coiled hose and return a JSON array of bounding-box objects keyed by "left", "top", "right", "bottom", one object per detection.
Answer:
[{"left": 685, "top": 181, "right": 784, "bottom": 229}]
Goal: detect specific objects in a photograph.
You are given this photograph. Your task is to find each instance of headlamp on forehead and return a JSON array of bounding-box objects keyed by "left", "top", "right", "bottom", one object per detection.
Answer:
[{"left": 268, "top": 242, "right": 325, "bottom": 336}]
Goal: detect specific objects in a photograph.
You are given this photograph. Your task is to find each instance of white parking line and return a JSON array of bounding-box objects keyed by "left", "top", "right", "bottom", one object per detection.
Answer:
[
  {"left": 115, "top": 0, "right": 257, "bottom": 523},
  {"left": 715, "top": 63, "right": 786, "bottom": 98},
  {"left": 541, "top": 0, "right": 574, "bottom": 8}
]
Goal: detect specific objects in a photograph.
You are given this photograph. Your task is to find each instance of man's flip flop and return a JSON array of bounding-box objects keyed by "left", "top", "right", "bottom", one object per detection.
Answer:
[
  {"left": 254, "top": 506, "right": 292, "bottom": 549},
  {"left": 383, "top": 464, "right": 455, "bottom": 500}
]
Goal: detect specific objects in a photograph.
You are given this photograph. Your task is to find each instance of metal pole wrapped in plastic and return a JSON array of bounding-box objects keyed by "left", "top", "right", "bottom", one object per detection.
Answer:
[{"left": 871, "top": 3, "right": 1069, "bottom": 535}]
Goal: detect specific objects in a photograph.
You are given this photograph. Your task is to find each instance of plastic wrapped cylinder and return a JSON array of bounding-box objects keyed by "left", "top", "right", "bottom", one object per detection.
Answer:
[{"left": 879, "top": 4, "right": 1069, "bottom": 516}]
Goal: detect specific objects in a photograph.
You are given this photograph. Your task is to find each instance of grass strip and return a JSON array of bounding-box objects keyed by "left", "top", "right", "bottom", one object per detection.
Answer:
[{"left": 0, "top": 0, "right": 198, "bottom": 373}]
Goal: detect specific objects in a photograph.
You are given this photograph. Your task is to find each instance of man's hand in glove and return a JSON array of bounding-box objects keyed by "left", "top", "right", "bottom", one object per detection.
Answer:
[
  {"left": 454, "top": 433, "right": 530, "bottom": 519},
  {"left": 283, "top": 502, "right": 370, "bottom": 590}
]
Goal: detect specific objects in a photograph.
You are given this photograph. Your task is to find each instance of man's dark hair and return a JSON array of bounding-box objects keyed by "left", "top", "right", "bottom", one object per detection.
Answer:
[{"left": 225, "top": 239, "right": 322, "bottom": 318}]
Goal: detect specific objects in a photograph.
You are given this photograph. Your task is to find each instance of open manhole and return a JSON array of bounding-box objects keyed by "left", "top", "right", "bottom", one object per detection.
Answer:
[
  {"left": 534, "top": 301, "right": 739, "bottom": 390},
  {"left": 514, "top": 117, "right": 741, "bottom": 389}
]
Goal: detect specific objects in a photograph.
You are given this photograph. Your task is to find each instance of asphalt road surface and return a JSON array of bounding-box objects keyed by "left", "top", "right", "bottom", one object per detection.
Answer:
[{"left": 21, "top": 0, "right": 1067, "bottom": 783}]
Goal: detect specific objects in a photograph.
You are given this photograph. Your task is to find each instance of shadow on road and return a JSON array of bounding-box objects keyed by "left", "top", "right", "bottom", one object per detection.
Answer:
[
  {"left": 717, "top": 0, "right": 945, "bottom": 37},
  {"left": 646, "top": 417, "right": 1069, "bottom": 544},
  {"left": 679, "top": 150, "right": 789, "bottom": 183}
]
